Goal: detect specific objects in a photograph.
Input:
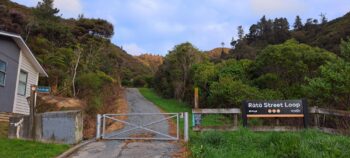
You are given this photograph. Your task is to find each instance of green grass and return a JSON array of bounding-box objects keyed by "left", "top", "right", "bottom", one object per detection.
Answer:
[
  {"left": 0, "top": 138, "right": 69, "bottom": 158},
  {"left": 0, "top": 122, "right": 69, "bottom": 158},
  {"left": 139, "top": 88, "right": 350, "bottom": 158}
]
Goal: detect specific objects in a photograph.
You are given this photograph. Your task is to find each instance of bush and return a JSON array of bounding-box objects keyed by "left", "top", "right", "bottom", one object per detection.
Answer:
[
  {"left": 85, "top": 95, "right": 102, "bottom": 114},
  {"left": 208, "top": 77, "right": 281, "bottom": 108},
  {"left": 77, "top": 71, "right": 114, "bottom": 94}
]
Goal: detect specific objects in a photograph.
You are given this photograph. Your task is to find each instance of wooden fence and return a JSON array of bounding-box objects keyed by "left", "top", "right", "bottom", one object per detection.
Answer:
[{"left": 192, "top": 106, "right": 350, "bottom": 134}]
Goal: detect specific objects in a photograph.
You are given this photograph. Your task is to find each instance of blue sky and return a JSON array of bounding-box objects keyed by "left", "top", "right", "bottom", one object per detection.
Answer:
[{"left": 12, "top": 0, "right": 350, "bottom": 56}]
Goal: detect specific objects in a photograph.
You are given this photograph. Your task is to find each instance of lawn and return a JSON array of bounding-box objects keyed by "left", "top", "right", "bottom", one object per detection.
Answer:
[
  {"left": 0, "top": 138, "right": 69, "bottom": 158},
  {"left": 139, "top": 88, "right": 350, "bottom": 158},
  {"left": 0, "top": 121, "right": 69, "bottom": 158}
]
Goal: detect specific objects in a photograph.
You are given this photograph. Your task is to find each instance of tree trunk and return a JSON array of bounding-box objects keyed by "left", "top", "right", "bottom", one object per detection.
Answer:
[{"left": 72, "top": 49, "right": 82, "bottom": 97}]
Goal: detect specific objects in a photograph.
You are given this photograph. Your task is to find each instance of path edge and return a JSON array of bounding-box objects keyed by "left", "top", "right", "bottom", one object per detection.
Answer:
[{"left": 56, "top": 138, "right": 96, "bottom": 158}]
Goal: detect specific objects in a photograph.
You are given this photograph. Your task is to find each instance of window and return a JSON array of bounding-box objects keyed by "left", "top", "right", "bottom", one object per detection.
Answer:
[
  {"left": 0, "top": 60, "right": 6, "bottom": 86},
  {"left": 18, "top": 70, "right": 28, "bottom": 96}
]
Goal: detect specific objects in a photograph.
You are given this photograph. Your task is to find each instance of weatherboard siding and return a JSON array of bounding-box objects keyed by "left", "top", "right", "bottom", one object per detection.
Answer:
[
  {"left": 14, "top": 52, "right": 39, "bottom": 115},
  {"left": 0, "top": 37, "right": 20, "bottom": 113}
]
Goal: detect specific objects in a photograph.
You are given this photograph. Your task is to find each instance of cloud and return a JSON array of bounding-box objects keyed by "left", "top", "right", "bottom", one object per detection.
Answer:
[
  {"left": 12, "top": 0, "right": 350, "bottom": 55},
  {"left": 123, "top": 43, "right": 146, "bottom": 56},
  {"left": 250, "top": 0, "right": 306, "bottom": 15},
  {"left": 12, "top": 0, "right": 82, "bottom": 18},
  {"left": 54, "top": 0, "right": 82, "bottom": 18}
]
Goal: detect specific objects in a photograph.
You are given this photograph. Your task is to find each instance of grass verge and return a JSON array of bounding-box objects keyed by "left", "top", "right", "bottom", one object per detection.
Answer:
[
  {"left": 139, "top": 88, "right": 350, "bottom": 158},
  {"left": 0, "top": 138, "right": 69, "bottom": 158}
]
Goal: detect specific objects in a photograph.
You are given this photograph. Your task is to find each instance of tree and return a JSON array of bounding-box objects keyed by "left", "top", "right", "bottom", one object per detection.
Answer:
[
  {"left": 273, "top": 17, "right": 290, "bottom": 43},
  {"left": 33, "top": 0, "right": 60, "bottom": 20},
  {"left": 340, "top": 38, "right": 350, "bottom": 62},
  {"left": 293, "top": 15, "right": 303, "bottom": 30},
  {"left": 320, "top": 13, "right": 328, "bottom": 24},
  {"left": 237, "top": 25, "right": 244, "bottom": 40},
  {"left": 230, "top": 37, "right": 237, "bottom": 48},
  {"left": 252, "top": 39, "right": 338, "bottom": 98},
  {"left": 75, "top": 18, "right": 114, "bottom": 39},
  {"left": 72, "top": 46, "right": 82, "bottom": 97},
  {"left": 154, "top": 42, "right": 206, "bottom": 101},
  {"left": 304, "top": 61, "right": 350, "bottom": 109}
]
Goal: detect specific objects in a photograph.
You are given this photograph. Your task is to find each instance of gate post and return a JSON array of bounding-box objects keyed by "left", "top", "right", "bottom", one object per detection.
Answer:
[
  {"left": 96, "top": 114, "right": 101, "bottom": 139},
  {"left": 184, "top": 112, "right": 189, "bottom": 142}
]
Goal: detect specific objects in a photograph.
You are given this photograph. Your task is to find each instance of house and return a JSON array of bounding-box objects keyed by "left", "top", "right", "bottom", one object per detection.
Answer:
[{"left": 0, "top": 31, "right": 48, "bottom": 116}]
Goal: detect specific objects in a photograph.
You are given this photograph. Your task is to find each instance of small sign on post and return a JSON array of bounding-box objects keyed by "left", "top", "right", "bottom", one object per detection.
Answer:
[
  {"left": 37, "top": 86, "right": 51, "bottom": 94},
  {"left": 242, "top": 99, "right": 308, "bottom": 128}
]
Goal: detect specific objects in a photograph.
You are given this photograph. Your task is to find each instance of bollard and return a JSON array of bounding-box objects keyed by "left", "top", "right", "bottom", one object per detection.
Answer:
[
  {"left": 184, "top": 112, "right": 189, "bottom": 142},
  {"left": 96, "top": 114, "right": 101, "bottom": 139}
]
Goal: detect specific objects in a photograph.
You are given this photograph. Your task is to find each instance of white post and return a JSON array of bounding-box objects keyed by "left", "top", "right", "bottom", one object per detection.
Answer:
[
  {"left": 96, "top": 114, "right": 101, "bottom": 139},
  {"left": 184, "top": 112, "right": 189, "bottom": 142}
]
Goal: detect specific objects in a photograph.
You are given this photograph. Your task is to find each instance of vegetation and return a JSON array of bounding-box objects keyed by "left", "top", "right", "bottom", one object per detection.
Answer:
[
  {"left": 139, "top": 88, "right": 350, "bottom": 158},
  {"left": 0, "top": 138, "right": 69, "bottom": 158},
  {"left": 0, "top": 0, "right": 154, "bottom": 138},
  {"left": 190, "top": 129, "right": 350, "bottom": 158},
  {"left": 154, "top": 43, "right": 206, "bottom": 101},
  {"left": 0, "top": 0, "right": 151, "bottom": 95},
  {"left": 154, "top": 38, "right": 349, "bottom": 110}
]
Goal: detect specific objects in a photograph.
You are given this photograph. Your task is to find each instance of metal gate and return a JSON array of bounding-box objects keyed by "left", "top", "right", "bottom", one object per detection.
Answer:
[{"left": 96, "top": 113, "right": 189, "bottom": 141}]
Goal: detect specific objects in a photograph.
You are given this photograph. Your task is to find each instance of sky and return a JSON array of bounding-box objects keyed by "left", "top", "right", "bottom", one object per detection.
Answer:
[{"left": 12, "top": 0, "right": 350, "bottom": 56}]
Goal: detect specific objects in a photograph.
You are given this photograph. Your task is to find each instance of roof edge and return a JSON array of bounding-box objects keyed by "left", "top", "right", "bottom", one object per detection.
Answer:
[{"left": 0, "top": 31, "right": 48, "bottom": 77}]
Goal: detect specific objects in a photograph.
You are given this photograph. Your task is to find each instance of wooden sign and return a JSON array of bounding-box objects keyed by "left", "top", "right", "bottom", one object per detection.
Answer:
[{"left": 242, "top": 99, "right": 308, "bottom": 128}]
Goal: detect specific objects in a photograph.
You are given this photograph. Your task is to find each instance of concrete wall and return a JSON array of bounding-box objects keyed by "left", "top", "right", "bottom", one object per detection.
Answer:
[
  {"left": 8, "top": 110, "right": 83, "bottom": 144},
  {"left": 0, "top": 36, "right": 20, "bottom": 113},
  {"left": 41, "top": 110, "right": 83, "bottom": 144}
]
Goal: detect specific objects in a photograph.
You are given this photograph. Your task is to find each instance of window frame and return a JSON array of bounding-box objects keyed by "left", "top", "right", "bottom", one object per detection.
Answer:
[
  {"left": 18, "top": 70, "right": 28, "bottom": 96},
  {"left": 0, "top": 59, "right": 6, "bottom": 87}
]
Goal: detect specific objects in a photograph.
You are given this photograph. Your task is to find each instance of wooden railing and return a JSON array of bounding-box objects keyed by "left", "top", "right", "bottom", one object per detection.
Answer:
[{"left": 192, "top": 106, "right": 350, "bottom": 134}]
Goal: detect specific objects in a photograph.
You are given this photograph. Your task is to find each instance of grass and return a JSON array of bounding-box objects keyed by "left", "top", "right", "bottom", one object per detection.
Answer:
[
  {"left": 139, "top": 88, "right": 350, "bottom": 158},
  {"left": 0, "top": 138, "right": 69, "bottom": 158},
  {"left": 0, "top": 122, "right": 69, "bottom": 158}
]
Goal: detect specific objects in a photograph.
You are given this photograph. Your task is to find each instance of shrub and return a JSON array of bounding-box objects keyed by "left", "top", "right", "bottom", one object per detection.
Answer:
[
  {"left": 208, "top": 77, "right": 281, "bottom": 108},
  {"left": 77, "top": 71, "right": 114, "bottom": 94}
]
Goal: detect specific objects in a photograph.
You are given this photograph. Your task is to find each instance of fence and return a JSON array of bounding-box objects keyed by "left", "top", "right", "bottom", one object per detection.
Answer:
[{"left": 192, "top": 106, "right": 350, "bottom": 134}]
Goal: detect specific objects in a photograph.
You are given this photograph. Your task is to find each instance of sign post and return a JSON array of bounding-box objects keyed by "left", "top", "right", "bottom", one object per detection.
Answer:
[
  {"left": 193, "top": 87, "right": 201, "bottom": 127},
  {"left": 242, "top": 99, "right": 308, "bottom": 128},
  {"left": 29, "top": 85, "right": 37, "bottom": 140}
]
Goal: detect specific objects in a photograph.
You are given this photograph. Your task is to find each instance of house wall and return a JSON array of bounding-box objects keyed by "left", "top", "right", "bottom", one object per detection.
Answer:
[
  {"left": 13, "top": 52, "right": 39, "bottom": 115},
  {"left": 0, "top": 36, "right": 20, "bottom": 113}
]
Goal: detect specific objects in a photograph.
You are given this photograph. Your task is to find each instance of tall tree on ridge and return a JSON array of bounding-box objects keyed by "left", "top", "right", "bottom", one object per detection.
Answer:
[{"left": 293, "top": 15, "right": 303, "bottom": 30}]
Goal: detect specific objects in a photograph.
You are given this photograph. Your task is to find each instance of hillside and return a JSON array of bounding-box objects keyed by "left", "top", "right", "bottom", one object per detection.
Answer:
[
  {"left": 229, "top": 12, "right": 350, "bottom": 60},
  {"left": 135, "top": 54, "right": 164, "bottom": 73},
  {"left": 300, "top": 12, "right": 350, "bottom": 54},
  {"left": 0, "top": 0, "right": 151, "bottom": 88},
  {"left": 205, "top": 47, "right": 230, "bottom": 61}
]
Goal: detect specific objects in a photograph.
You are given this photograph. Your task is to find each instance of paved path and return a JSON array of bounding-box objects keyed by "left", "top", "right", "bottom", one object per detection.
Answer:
[{"left": 68, "top": 88, "right": 180, "bottom": 158}]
